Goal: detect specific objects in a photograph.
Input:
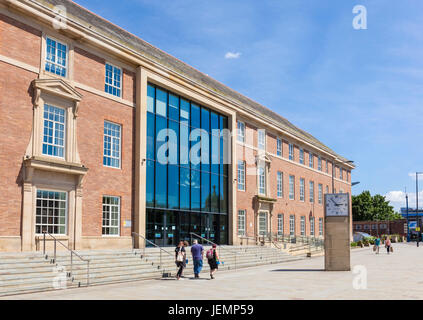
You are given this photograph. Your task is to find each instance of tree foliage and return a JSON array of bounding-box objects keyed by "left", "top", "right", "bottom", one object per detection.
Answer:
[{"left": 352, "top": 191, "right": 402, "bottom": 221}]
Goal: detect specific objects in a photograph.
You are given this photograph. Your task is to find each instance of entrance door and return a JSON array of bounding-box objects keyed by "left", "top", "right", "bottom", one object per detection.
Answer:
[
  {"left": 147, "top": 210, "right": 177, "bottom": 246},
  {"left": 164, "top": 211, "right": 177, "bottom": 246},
  {"left": 208, "top": 214, "right": 218, "bottom": 243},
  {"left": 258, "top": 212, "right": 268, "bottom": 236}
]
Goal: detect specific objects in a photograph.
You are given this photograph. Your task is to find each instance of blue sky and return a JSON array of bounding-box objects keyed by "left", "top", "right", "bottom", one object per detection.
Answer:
[{"left": 74, "top": 0, "right": 423, "bottom": 211}]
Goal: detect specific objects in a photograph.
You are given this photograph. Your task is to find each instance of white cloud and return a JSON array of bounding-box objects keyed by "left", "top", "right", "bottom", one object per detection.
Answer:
[
  {"left": 224, "top": 52, "right": 241, "bottom": 59},
  {"left": 385, "top": 190, "right": 423, "bottom": 212},
  {"left": 408, "top": 172, "right": 423, "bottom": 180}
]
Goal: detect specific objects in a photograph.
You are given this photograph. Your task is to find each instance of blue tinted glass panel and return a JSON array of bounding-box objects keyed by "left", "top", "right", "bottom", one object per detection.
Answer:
[
  {"left": 168, "top": 165, "right": 179, "bottom": 209},
  {"left": 191, "top": 170, "right": 201, "bottom": 211},
  {"left": 169, "top": 94, "right": 179, "bottom": 121},
  {"left": 146, "top": 160, "right": 155, "bottom": 207},
  {"left": 147, "top": 112, "right": 155, "bottom": 160},
  {"left": 211, "top": 112, "right": 219, "bottom": 133},
  {"left": 180, "top": 99, "right": 190, "bottom": 122},
  {"left": 201, "top": 108, "right": 210, "bottom": 132},
  {"left": 191, "top": 103, "right": 200, "bottom": 128},
  {"left": 180, "top": 123, "right": 189, "bottom": 167},
  {"left": 211, "top": 174, "right": 219, "bottom": 213},
  {"left": 201, "top": 171, "right": 210, "bottom": 212},
  {"left": 211, "top": 134, "right": 220, "bottom": 175},
  {"left": 168, "top": 120, "right": 179, "bottom": 165},
  {"left": 156, "top": 89, "right": 167, "bottom": 117},
  {"left": 201, "top": 131, "right": 210, "bottom": 172},
  {"left": 180, "top": 167, "right": 190, "bottom": 210},
  {"left": 190, "top": 126, "right": 201, "bottom": 171},
  {"left": 155, "top": 162, "right": 167, "bottom": 208},
  {"left": 147, "top": 85, "right": 155, "bottom": 113},
  {"left": 155, "top": 116, "right": 167, "bottom": 163}
]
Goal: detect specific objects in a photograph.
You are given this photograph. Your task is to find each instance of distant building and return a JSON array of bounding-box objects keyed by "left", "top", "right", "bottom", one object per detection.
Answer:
[{"left": 353, "top": 219, "right": 407, "bottom": 237}]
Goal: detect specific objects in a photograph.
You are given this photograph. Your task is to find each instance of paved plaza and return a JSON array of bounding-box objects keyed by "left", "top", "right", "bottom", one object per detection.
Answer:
[{"left": 3, "top": 243, "right": 423, "bottom": 300}]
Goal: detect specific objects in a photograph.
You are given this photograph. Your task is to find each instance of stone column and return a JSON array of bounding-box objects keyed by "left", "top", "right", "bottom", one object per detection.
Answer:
[
  {"left": 21, "top": 182, "right": 34, "bottom": 252},
  {"left": 134, "top": 66, "right": 148, "bottom": 248}
]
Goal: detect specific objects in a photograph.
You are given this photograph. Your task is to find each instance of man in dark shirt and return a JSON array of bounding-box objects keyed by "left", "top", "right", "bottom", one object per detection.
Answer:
[{"left": 191, "top": 240, "right": 204, "bottom": 278}]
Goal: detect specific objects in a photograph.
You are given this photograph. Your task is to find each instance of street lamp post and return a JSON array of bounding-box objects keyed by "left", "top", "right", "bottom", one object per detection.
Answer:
[
  {"left": 416, "top": 172, "right": 423, "bottom": 247},
  {"left": 406, "top": 190, "right": 409, "bottom": 242}
]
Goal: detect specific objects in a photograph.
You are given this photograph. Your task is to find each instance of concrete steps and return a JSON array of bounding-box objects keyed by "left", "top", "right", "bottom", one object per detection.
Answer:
[{"left": 0, "top": 245, "right": 306, "bottom": 297}]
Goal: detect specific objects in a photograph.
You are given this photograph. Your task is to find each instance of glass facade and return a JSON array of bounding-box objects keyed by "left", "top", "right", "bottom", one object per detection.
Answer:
[{"left": 146, "top": 83, "right": 229, "bottom": 246}]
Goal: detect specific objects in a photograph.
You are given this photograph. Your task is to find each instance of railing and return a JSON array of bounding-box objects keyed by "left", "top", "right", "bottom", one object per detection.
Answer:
[
  {"left": 250, "top": 232, "right": 324, "bottom": 255},
  {"left": 190, "top": 232, "right": 239, "bottom": 270},
  {"left": 132, "top": 232, "right": 174, "bottom": 275},
  {"left": 42, "top": 232, "right": 90, "bottom": 286}
]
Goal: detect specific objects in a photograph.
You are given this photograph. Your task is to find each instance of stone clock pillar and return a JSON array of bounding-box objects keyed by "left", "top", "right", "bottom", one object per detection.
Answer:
[{"left": 324, "top": 193, "right": 351, "bottom": 271}]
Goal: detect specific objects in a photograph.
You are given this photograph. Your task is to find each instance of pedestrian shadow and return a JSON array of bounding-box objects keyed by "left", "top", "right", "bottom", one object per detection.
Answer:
[{"left": 270, "top": 269, "right": 324, "bottom": 272}]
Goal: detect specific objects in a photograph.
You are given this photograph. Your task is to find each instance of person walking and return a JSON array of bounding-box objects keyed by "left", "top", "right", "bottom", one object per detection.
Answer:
[
  {"left": 175, "top": 241, "right": 186, "bottom": 280},
  {"left": 374, "top": 236, "right": 381, "bottom": 254},
  {"left": 385, "top": 236, "right": 392, "bottom": 254},
  {"left": 191, "top": 239, "right": 204, "bottom": 279},
  {"left": 206, "top": 244, "right": 219, "bottom": 279}
]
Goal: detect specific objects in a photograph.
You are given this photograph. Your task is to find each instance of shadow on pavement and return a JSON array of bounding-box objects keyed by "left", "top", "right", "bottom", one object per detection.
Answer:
[{"left": 270, "top": 269, "right": 324, "bottom": 272}]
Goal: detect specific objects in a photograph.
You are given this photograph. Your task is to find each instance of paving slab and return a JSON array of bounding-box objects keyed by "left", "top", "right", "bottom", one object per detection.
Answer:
[{"left": 2, "top": 243, "right": 421, "bottom": 300}]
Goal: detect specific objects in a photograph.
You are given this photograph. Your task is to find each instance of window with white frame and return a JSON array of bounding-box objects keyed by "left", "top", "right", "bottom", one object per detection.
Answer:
[
  {"left": 103, "top": 121, "right": 121, "bottom": 168},
  {"left": 309, "top": 152, "right": 314, "bottom": 168},
  {"left": 325, "top": 159, "right": 328, "bottom": 173},
  {"left": 45, "top": 37, "right": 67, "bottom": 77},
  {"left": 258, "top": 165, "right": 266, "bottom": 195},
  {"left": 237, "top": 121, "right": 245, "bottom": 143},
  {"left": 340, "top": 167, "right": 343, "bottom": 180},
  {"left": 102, "top": 196, "right": 120, "bottom": 236},
  {"left": 258, "top": 129, "right": 266, "bottom": 151},
  {"left": 300, "top": 216, "right": 306, "bottom": 236},
  {"left": 318, "top": 184, "right": 323, "bottom": 204},
  {"left": 289, "top": 143, "right": 294, "bottom": 160},
  {"left": 309, "top": 181, "right": 314, "bottom": 203},
  {"left": 105, "top": 63, "right": 122, "bottom": 97},
  {"left": 42, "top": 104, "right": 66, "bottom": 158},
  {"left": 35, "top": 190, "right": 67, "bottom": 235},
  {"left": 289, "top": 215, "right": 295, "bottom": 236},
  {"left": 310, "top": 217, "right": 315, "bottom": 236},
  {"left": 318, "top": 156, "right": 322, "bottom": 171},
  {"left": 277, "top": 138, "right": 282, "bottom": 156},
  {"left": 289, "top": 175, "right": 295, "bottom": 200},
  {"left": 238, "top": 160, "right": 245, "bottom": 191},
  {"left": 238, "top": 210, "right": 246, "bottom": 236},
  {"left": 258, "top": 212, "right": 268, "bottom": 236},
  {"left": 299, "top": 178, "right": 305, "bottom": 201},
  {"left": 278, "top": 214, "right": 284, "bottom": 236},
  {"left": 299, "top": 148, "right": 304, "bottom": 164},
  {"left": 319, "top": 218, "right": 323, "bottom": 236},
  {"left": 277, "top": 171, "right": 283, "bottom": 198}
]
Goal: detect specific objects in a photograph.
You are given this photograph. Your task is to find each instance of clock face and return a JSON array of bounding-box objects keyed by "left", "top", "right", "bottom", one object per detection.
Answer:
[{"left": 325, "top": 193, "right": 349, "bottom": 217}]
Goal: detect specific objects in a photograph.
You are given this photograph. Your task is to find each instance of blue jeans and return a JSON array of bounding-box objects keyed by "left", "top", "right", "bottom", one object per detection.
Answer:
[{"left": 193, "top": 259, "right": 203, "bottom": 275}]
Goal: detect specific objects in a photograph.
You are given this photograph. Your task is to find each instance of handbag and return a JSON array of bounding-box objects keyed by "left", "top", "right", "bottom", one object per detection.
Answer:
[
  {"left": 390, "top": 246, "right": 393, "bottom": 253},
  {"left": 372, "top": 245, "right": 376, "bottom": 252},
  {"left": 176, "top": 251, "right": 184, "bottom": 262}
]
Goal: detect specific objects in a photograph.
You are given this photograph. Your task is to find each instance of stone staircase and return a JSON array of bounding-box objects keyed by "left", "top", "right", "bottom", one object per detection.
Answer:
[{"left": 0, "top": 245, "right": 305, "bottom": 297}]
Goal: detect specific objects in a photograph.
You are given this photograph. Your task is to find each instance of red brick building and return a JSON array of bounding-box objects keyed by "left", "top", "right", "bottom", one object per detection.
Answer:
[
  {"left": 353, "top": 220, "right": 407, "bottom": 237},
  {"left": 0, "top": 0, "right": 354, "bottom": 252}
]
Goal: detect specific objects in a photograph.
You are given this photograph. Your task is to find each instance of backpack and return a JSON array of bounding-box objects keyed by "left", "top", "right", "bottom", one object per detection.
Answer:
[{"left": 206, "top": 248, "right": 214, "bottom": 259}]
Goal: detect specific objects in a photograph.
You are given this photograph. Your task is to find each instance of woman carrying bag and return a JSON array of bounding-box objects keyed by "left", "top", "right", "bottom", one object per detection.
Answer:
[
  {"left": 206, "top": 244, "right": 220, "bottom": 280},
  {"left": 175, "top": 241, "right": 187, "bottom": 280}
]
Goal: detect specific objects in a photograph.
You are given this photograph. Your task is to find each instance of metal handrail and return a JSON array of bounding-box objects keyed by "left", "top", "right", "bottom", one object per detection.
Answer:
[
  {"left": 42, "top": 232, "right": 90, "bottom": 286},
  {"left": 132, "top": 232, "right": 174, "bottom": 274},
  {"left": 189, "top": 232, "right": 238, "bottom": 270}
]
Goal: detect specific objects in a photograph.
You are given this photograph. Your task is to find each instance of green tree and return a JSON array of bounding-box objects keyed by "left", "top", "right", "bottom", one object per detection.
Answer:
[
  {"left": 352, "top": 191, "right": 402, "bottom": 221},
  {"left": 352, "top": 191, "right": 373, "bottom": 221}
]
